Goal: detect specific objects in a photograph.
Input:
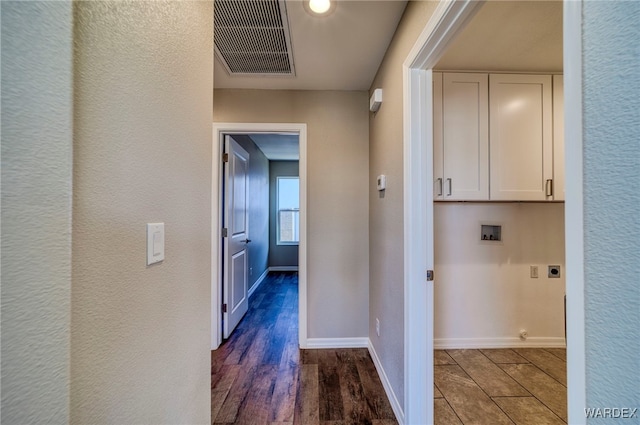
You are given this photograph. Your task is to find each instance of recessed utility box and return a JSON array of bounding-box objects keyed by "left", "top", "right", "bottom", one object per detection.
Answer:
[{"left": 481, "top": 224, "right": 502, "bottom": 242}]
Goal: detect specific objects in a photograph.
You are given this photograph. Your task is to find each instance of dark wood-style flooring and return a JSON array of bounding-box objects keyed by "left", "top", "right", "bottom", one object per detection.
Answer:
[{"left": 211, "top": 272, "right": 398, "bottom": 425}]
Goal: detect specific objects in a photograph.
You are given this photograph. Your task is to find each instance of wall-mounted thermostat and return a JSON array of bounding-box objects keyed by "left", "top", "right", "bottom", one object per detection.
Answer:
[{"left": 377, "top": 175, "right": 386, "bottom": 191}]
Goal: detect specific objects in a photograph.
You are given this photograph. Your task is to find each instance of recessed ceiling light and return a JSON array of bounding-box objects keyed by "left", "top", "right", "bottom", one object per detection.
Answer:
[
  {"left": 304, "top": 0, "right": 336, "bottom": 16},
  {"left": 309, "top": 0, "right": 330, "bottom": 14}
]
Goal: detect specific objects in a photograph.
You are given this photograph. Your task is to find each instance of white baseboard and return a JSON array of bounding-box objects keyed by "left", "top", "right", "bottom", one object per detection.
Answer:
[
  {"left": 434, "top": 337, "right": 567, "bottom": 349},
  {"left": 305, "top": 337, "right": 369, "bottom": 349},
  {"left": 368, "top": 340, "right": 404, "bottom": 425},
  {"left": 248, "top": 268, "right": 269, "bottom": 298},
  {"left": 268, "top": 266, "right": 299, "bottom": 272}
]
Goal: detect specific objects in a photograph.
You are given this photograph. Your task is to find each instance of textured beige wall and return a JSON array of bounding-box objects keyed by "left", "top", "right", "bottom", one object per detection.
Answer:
[
  {"left": 72, "top": 2, "right": 213, "bottom": 423},
  {"left": 1, "top": 2, "right": 73, "bottom": 423},
  {"left": 368, "top": 1, "right": 439, "bottom": 408},
  {"left": 214, "top": 89, "right": 370, "bottom": 339}
]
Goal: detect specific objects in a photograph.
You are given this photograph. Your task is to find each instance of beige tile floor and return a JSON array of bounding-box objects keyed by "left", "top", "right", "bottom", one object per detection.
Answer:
[{"left": 434, "top": 348, "right": 567, "bottom": 425}]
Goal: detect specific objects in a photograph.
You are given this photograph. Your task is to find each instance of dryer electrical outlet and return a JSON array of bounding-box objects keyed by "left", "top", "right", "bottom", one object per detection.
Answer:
[{"left": 548, "top": 265, "right": 561, "bottom": 278}]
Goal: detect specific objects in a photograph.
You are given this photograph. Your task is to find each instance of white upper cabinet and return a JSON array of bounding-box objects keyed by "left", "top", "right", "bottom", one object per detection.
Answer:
[
  {"left": 433, "top": 72, "right": 489, "bottom": 200},
  {"left": 489, "top": 74, "right": 553, "bottom": 201},
  {"left": 553, "top": 75, "right": 565, "bottom": 201},
  {"left": 433, "top": 72, "right": 562, "bottom": 202}
]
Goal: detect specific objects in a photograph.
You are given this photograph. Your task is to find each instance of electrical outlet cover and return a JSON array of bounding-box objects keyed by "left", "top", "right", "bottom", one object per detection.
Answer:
[{"left": 530, "top": 265, "right": 539, "bottom": 278}]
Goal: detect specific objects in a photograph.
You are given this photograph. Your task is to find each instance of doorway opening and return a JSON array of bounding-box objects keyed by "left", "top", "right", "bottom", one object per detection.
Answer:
[
  {"left": 212, "top": 123, "right": 308, "bottom": 350},
  {"left": 402, "top": 1, "right": 585, "bottom": 423},
  {"left": 429, "top": 2, "right": 567, "bottom": 423}
]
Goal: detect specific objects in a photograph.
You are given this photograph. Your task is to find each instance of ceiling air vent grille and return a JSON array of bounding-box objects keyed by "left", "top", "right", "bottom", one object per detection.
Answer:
[{"left": 214, "top": 0, "right": 295, "bottom": 76}]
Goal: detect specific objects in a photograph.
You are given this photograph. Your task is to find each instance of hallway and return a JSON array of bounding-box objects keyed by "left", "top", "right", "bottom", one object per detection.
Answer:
[{"left": 211, "top": 272, "right": 397, "bottom": 425}]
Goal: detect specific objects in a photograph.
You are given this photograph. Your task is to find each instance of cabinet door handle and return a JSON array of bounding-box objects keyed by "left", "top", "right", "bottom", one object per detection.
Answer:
[
  {"left": 546, "top": 179, "right": 553, "bottom": 197},
  {"left": 446, "top": 178, "right": 452, "bottom": 196},
  {"left": 436, "top": 178, "right": 443, "bottom": 196}
]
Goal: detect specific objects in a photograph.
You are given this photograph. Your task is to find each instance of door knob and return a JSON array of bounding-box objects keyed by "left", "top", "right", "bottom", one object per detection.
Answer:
[{"left": 243, "top": 239, "right": 252, "bottom": 244}]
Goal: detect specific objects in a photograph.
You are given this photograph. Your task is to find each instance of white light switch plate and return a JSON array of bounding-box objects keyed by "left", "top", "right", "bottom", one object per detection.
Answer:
[{"left": 147, "top": 223, "right": 164, "bottom": 265}]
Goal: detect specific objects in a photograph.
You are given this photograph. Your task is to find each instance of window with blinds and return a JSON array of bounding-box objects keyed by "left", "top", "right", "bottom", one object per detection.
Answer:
[{"left": 276, "top": 177, "right": 299, "bottom": 245}]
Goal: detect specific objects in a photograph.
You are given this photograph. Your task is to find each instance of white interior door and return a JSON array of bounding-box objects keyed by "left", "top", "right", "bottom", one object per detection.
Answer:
[{"left": 223, "top": 135, "right": 250, "bottom": 339}]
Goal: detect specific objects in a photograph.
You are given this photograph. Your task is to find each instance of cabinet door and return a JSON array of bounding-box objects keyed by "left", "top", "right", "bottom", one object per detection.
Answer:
[
  {"left": 433, "top": 72, "right": 444, "bottom": 200},
  {"left": 489, "top": 74, "right": 553, "bottom": 201},
  {"left": 442, "top": 73, "right": 489, "bottom": 200},
  {"left": 553, "top": 75, "right": 565, "bottom": 201}
]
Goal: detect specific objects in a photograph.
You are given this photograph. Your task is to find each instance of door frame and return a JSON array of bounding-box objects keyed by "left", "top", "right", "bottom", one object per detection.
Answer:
[
  {"left": 211, "top": 122, "right": 308, "bottom": 350},
  {"left": 402, "top": 1, "right": 586, "bottom": 423}
]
